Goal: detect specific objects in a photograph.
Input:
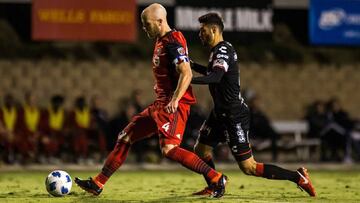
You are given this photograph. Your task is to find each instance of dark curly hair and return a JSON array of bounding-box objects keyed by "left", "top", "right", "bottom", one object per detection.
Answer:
[{"left": 198, "top": 12, "right": 224, "bottom": 32}]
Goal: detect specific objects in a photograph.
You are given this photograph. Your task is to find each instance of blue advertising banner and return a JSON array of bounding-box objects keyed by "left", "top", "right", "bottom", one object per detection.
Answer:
[{"left": 309, "top": 0, "right": 360, "bottom": 45}]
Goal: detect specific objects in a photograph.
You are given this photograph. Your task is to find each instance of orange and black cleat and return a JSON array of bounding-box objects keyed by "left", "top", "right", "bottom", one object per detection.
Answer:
[
  {"left": 192, "top": 186, "right": 214, "bottom": 196},
  {"left": 75, "top": 177, "right": 103, "bottom": 196},
  {"left": 211, "top": 175, "right": 228, "bottom": 198},
  {"left": 297, "top": 167, "right": 316, "bottom": 197}
]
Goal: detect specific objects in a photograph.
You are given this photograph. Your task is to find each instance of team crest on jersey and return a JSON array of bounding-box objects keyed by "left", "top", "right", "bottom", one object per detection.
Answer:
[{"left": 177, "top": 47, "right": 185, "bottom": 55}]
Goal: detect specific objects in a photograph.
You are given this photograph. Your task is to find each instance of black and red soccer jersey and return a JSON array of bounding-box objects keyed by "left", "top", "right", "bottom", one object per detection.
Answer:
[
  {"left": 152, "top": 30, "right": 196, "bottom": 105},
  {"left": 192, "top": 41, "right": 242, "bottom": 110},
  {"left": 192, "top": 41, "right": 251, "bottom": 161}
]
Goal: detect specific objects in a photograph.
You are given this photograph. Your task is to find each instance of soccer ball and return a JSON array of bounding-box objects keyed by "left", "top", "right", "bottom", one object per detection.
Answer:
[{"left": 45, "top": 170, "right": 72, "bottom": 197}]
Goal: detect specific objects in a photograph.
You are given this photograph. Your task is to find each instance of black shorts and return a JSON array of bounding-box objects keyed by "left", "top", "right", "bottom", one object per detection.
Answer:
[{"left": 197, "top": 103, "right": 252, "bottom": 161}]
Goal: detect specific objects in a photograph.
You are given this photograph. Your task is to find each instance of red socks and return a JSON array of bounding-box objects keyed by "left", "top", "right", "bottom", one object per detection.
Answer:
[
  {"left": 255, "top": 163, "right": 264, "bottom": 177},
  {"left": 94, "top": 145, "right": 223, "bottom": 187},
  {"left": 95, "top": 140, "right": 131, "bottom": 186},
  {"left": 166, "top": 146, "right": 222, "bottom": 183}
]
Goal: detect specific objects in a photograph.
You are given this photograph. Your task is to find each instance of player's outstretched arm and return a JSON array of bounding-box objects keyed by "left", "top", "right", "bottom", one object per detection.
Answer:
[
  {"left": 190, "top": 60, "right": 207, "bottom": 75},
  {"left": 192, "top": 67, "right": 224, "bottom": 85},
  {"left": 165, "top": 61, "right": 192, "bottom": 113}
]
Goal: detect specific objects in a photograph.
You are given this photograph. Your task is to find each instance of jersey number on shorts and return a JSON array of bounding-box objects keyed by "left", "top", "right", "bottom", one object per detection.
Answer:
[{"left": 162, "top": 122, "right": 170, "bottom": 132}]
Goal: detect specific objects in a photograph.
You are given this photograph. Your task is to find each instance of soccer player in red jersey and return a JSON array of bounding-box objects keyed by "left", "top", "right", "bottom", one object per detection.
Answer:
[
  {"left": 190, "top": 13, "right": 316, "bottom": 197},
  {"left": 75, "top": 3, "right": 227, "bottom": 198}
]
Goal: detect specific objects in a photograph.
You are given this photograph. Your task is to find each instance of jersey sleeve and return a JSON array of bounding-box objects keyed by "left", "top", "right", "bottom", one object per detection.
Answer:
[
  {"left": 212, "top": 45, "right": 232, "bottom": 72},
  {"left": 191, "top": 61, "right": 207, "bottom": 75},
  {"left": 165, "top": 43, "right": 189, "bottom": 65},
  {"left": 191, "top": 68, "right": 224, "bottom": 84}
]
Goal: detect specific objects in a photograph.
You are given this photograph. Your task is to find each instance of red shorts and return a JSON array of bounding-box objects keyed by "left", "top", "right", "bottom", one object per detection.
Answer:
[{"left": 121, "top": 101, "right": 190, "bottom": 147}]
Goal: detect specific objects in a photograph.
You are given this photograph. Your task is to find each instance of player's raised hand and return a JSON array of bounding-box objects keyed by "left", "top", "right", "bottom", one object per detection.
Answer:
[{"left": 165, "top": 99, "right": 178, "bottom": 113}]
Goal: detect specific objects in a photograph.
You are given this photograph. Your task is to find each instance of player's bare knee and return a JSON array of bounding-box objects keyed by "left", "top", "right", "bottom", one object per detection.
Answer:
[{"left": 161, "top": 144, "right": 176, "bottom": 156}]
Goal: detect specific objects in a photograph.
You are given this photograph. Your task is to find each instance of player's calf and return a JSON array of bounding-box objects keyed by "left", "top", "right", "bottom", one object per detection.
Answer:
[{"left": 237, "top": 156, "right": 259, "bottom": 176}]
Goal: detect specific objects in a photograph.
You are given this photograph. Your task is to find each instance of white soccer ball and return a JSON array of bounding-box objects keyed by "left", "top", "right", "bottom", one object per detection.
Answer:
[{"left": 45, "top": 170, "right": 72, "bottom": 197}]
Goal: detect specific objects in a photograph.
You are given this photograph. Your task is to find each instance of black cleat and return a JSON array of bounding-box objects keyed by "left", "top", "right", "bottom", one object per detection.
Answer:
[
  {"left": 75, "top": 177, "right": 103, "bottom": 196},
  {"left": 211, "top": 175, "right": 228, "bottom": 198}
]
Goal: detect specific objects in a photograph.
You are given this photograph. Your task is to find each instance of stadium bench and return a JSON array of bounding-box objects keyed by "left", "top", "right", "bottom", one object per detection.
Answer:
[{"left": 271, "top": 121, "right": 321, "bottom": 161}]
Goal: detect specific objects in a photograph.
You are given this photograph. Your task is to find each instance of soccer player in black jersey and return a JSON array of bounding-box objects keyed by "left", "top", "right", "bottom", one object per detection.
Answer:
[{"left": 190, "top": 13, "right": 316, "bottom": 197}]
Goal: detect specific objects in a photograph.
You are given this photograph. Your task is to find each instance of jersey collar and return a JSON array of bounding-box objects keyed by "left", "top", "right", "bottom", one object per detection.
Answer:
[
  {"left": 158, "top": 29, "right": 175, "bottom": 41},
  {"left": 211, "top": 40, "right": 226, "bottom": 52}
]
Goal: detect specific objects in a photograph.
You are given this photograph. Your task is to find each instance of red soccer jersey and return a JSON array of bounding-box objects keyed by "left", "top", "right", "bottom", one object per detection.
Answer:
[{"left": 152, "top": 30, "right": 196, "bottom": 105}]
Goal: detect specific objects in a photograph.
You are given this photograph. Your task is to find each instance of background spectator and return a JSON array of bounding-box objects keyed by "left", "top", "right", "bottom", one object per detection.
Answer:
[
  {"left": 182, "top": 104, "right": 206, "bottom": 151},
  {"left": 305, "top": 100, "right": 327, "bottom": 139},
  {"left": 16, "top": 92, "right": 42, "bottom": 164},
  {"left": 68, "top": 97, "right": 107, "bottom": 163},
  {"left": 39, "top": 95, "right": 68, "bottom": 164},
  {"left": 130, "top": 89, "right": 145, "bottom": 114},
  {"left": 90, "top": 95, "right": 110, "bottom": 157},
  {"left": 319, "top": 98, "right": 354, "bottom": 162},
  {"left": 248, "top": 95, "right": 280, "bottom": 162},
  {"left": 0, "top": 94, "right": 18, "bottom": 164}
]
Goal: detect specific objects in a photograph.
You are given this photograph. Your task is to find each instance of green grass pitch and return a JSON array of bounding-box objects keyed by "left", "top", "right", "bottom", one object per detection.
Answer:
[{"left": 0, "top": 169, "right": 359, "bottom": 202}]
